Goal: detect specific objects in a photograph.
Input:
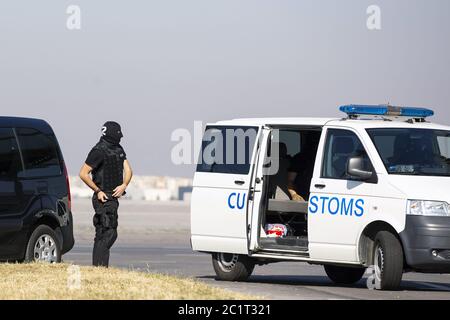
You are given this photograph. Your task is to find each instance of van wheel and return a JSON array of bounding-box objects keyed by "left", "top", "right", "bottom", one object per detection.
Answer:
[
  {"left": 212, "top": 253, "right": 255, "bottom": 281},
  {"left": 372, "top": 231, "right": 403, "bottom": 290},
  {"left": 324, "top": 265, "right": 366, "bottom": 285},
  {"left": 25, "top": 225, "right": 61, "bottom": 263}
]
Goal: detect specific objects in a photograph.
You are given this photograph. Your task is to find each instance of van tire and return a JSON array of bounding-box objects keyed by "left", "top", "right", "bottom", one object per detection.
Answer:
[
  {"left": 373, "top": 230, "right": 403, "bottom": 290},
  {"left": 25, "top": 225, "right": 62, "bottom": 263},
  {"left": 212, "top": 253, "right": 255, "bottom": 281},
  {"left": 324, "top": 265, "right": 366, "bottom": 285}
]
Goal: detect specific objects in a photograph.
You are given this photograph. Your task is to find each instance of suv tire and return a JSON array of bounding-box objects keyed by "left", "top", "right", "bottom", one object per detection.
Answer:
[{"left": 25, "top": 225, "right": 62, "bottom": 263}]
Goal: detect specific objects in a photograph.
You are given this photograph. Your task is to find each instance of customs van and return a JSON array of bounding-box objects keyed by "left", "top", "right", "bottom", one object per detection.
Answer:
[
  {"left": 190, "top": 105, "right": 450, "bottom": 290},
  {"left": 0, "top": 117, "right": 74, "bottom": 263}
]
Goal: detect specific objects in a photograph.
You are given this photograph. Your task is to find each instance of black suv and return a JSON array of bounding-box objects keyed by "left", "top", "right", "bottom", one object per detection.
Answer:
[{"left": 0, "top": 117, "right": 74, "bottom": 262}]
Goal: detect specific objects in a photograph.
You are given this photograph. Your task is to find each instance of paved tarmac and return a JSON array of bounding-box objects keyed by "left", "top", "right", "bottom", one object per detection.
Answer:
[{"left": 64, "top": 199, "right": 450, "bottom": 300}]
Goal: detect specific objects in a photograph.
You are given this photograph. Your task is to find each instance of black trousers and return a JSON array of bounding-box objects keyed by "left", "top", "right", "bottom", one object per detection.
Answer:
[{"left": 92, "top": 195, "right": 119, "bottom": 267}]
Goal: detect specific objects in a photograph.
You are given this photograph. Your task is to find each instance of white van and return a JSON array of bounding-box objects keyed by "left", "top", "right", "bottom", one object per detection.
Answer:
[{"left": 190, "top": 105, "right": 450, "bottom": 290}]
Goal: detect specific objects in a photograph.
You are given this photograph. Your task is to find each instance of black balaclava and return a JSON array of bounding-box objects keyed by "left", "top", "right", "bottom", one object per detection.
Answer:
[{"left": 101, "top": 121, "right": 123, "bottom": 145}]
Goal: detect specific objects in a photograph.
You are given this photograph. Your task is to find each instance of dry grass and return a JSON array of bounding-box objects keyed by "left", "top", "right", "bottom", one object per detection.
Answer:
[{"left": 0, "top": 263, "right": 257, "bottom": 300}]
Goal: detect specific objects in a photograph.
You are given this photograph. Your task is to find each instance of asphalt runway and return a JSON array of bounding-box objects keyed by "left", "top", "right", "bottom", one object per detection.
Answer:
[{"left": 64, "top": 199, "right": 450, "bottom": 300}]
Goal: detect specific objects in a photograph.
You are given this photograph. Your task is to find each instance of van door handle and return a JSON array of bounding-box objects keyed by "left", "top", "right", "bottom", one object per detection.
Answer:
[
  {"left": 234, "top": 180, "right": 245, "bottom": 185},
  {"left": 314, "top": 184, "right": 326, "bottom": 189}
]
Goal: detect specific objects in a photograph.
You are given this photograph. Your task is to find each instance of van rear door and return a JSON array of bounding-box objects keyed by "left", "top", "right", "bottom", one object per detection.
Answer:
[{"left": 191, "top": 125, "right": 261, "bottom": 254}]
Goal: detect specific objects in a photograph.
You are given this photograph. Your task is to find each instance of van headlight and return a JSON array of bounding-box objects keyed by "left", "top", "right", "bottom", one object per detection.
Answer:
[{"left": 407, "top": 200, "right": 450, "bottom": 217}]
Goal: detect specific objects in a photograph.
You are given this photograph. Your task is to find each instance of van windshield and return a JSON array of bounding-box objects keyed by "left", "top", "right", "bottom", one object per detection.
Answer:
[{"left": 367, "top": 128, "right": 450, "bottom": 177}]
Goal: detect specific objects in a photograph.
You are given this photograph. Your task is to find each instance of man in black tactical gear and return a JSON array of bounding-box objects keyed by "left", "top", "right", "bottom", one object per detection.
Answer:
[{"left": 79, "top": 121, "right": 133, "bottom": 267}]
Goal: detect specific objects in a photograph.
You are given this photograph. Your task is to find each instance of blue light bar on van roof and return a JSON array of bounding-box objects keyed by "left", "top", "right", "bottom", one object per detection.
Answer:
[{"left": 339, "top": 105, "right": 434, "bottom": 118}]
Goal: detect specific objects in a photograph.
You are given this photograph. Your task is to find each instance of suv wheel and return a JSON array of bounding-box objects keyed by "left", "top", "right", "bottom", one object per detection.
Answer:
[
  {"left": 25, "top": 225, "right": 62, "bottom": 263},
  {"left": 212, "top": 253, "right": 255, "bottom": 281}
]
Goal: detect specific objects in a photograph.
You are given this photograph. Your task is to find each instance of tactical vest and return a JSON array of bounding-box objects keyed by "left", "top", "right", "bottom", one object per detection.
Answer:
[{"left": 92, "top": 140, "right": 125, "bottom": 193}]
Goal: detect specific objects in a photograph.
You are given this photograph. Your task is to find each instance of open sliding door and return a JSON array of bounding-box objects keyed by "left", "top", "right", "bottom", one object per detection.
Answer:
[{"left": 248, "top": 127, "right": 272, "bottom": 252}]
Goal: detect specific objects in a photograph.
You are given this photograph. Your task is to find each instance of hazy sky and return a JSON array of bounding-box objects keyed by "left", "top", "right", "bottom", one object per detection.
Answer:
[{"left": 0, "top": 1, "right": 449, "bottom": 177}]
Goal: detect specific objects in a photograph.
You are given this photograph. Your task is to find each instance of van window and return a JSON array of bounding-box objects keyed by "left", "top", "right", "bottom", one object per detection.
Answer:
[
  {"left": 322, "top": 129, "right": 372, "bottom": 180},
  {"left": 367, "top": 128, "right": 450, "bottom": 177},
  {"left": 16, "top": 127, "right": 62, "bottom": 177},
  {"left": 0, "top": 128, "right": 22, "bottom": 180},
  {"left": 197, "top": 126, "right": 258, "bottom": 175},
  {"left": 438, "top": 136, "right": 450, "bottom": 158}
]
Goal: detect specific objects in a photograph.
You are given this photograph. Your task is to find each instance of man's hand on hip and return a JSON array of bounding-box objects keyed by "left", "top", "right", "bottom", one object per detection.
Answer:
[
  {"left": 97, "top": 191, "right": 108, "bottom": 203},
  {"left": 112, "top": 184, "right": 127, "bottom": 198}
]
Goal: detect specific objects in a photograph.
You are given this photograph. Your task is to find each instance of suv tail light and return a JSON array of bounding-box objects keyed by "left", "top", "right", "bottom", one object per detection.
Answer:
[{"left": 63, "top": 163, "right": 72, "bottom": 211}]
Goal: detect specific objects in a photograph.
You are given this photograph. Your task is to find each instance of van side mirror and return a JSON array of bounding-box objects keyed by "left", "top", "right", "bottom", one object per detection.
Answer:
[{"left": 347, "top": 156, "right": 376, "bottom": 182}]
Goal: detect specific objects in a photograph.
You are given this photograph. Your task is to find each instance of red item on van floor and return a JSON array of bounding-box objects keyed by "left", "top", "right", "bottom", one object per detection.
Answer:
[{"left": 265, "top": 224, "right": 288, "bottom": 238}]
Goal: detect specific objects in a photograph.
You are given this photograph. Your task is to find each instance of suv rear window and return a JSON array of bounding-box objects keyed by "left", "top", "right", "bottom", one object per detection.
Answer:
[
  {"left": 0, "top": 128, "right": 22, "bottom": 180},
  {"left": 16, "top": 127, "right": 62, "bottom": 177}
]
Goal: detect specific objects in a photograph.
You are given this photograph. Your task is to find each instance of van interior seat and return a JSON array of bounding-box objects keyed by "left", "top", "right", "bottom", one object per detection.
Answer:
[
  {"left": 268, "top": 142, "right": 291, "bottom": 200},
  {"left": 389, "top": 134, "right": 409, "bottom": 165},
  {"left": 390, "top": 134, "right": 432, "bottom": 165}
]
